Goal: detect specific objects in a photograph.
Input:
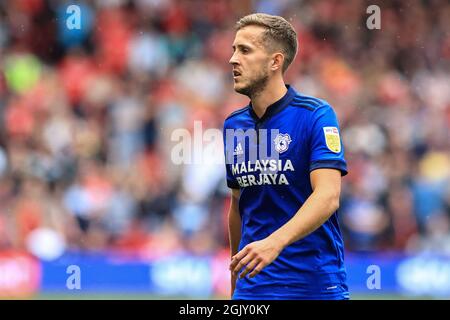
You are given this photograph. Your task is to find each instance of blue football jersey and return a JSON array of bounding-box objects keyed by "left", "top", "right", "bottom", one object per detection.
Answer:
[{"left": 223, "top": 85, "right": 349, "bottom": 300}]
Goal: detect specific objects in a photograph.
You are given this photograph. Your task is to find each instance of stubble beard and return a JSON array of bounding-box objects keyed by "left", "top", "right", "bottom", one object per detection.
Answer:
[{"left": 235, "top": 68, "right": 269, "bottom": 100}]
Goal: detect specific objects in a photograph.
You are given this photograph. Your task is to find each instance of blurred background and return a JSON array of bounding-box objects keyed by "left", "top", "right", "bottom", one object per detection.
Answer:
[{"left": 0, "top": 0, "right": 449, "bottom": 299}]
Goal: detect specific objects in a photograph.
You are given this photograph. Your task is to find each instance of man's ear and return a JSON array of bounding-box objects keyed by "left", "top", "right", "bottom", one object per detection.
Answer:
[{"left": 271, "top": 52, "right": 285, "bottom": 72}]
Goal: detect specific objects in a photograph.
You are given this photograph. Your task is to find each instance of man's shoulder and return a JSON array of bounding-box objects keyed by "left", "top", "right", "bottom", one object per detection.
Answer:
[
  {"left": 290, "top": 92, "right": 330, "bottom": 112},
  {"left": 224, "top": 105, "right": 250, "bottom": 124}
]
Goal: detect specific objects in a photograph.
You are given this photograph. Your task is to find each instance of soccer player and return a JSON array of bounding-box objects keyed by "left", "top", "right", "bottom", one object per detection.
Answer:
[{"left": 223, "top": 13, "right": 349, "bottom": 300}]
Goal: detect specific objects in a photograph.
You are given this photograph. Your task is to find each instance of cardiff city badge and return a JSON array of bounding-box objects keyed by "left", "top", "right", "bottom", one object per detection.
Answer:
[
  {"left": 323, "top": 127, "right": 341, "bottom": 153},
  {"left": 274, "top": 133, "right": 292, "bottom": 154}
]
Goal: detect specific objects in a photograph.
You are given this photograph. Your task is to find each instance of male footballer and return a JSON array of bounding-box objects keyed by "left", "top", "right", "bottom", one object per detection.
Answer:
[{"left": 223, "top": 13, "right": 349, "bottom": 300}]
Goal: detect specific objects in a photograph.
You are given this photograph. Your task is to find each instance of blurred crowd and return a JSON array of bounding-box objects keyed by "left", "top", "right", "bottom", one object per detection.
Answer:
[{"left": 0, "top": 0, "right": 449, "bottom": 261}]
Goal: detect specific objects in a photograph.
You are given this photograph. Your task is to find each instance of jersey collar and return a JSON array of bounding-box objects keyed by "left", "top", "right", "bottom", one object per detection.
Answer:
[{"left": 249, "top": 84, "right": 296, "bottom": 123}]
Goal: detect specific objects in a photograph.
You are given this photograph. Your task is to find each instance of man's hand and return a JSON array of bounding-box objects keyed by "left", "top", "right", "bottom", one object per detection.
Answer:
[{"left": 229, "top": 236, "right": 284, "bottom": 279}]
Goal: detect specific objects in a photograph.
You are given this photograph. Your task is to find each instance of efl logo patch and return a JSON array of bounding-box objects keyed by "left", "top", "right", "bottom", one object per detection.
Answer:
[
  {"left": 274, "top": 133, "right": 292, "bottom": 153},
  {"left": 323, "top": 127, "right": 341, "bottom": 153}
]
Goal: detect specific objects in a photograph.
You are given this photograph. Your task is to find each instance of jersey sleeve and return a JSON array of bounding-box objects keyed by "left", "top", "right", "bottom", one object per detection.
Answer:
[
  {"left": 309, "top": 104, "right": 348, "bottom": 176},
  {"left": 223, "top": 123, "right": 240, "bottom": 189}
]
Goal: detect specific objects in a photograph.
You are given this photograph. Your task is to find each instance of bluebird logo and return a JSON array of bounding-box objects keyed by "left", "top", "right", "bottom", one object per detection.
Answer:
[{"left": 274, "top": 133, "right": 292, "bottom": 154}]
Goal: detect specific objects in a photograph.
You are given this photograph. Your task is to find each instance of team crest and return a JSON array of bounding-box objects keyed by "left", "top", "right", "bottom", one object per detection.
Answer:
[
  {"left": 274, "top": 133, "right": 292, "bottom": 153},
  {"left": 323, "top": 127, "right": 341, "bottom": 153}
]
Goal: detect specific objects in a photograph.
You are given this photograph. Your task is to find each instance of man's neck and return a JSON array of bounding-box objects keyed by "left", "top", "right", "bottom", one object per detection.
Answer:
[{"left": 251, "top": 78, "right": 287, "bottom": 119}]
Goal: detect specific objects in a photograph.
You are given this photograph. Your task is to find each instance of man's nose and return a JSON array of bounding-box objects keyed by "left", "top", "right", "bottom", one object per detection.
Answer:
[{"left": 229, "top": 52, "right": 239, "bottom": 65}]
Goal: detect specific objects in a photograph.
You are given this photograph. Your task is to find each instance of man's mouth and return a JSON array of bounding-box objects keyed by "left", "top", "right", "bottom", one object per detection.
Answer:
[{"left": 233, "top": 70, "right": 242, "bottom": 77}]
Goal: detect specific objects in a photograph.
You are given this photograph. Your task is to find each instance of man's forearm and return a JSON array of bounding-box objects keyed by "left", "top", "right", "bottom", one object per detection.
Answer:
[
  {"left": 228, "top": 202, "right": 241, "bottom": 257},
  {"left": 269, "top": 189, "right": 339, "bottom": 249},
  {"left": 228, "top": 189, "right": 241, "bottom": 297}
]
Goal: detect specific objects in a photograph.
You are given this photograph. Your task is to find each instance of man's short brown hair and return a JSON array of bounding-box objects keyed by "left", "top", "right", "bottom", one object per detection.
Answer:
[{"left": 236, "top": 13, "right": 298, "bottom": 73}]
